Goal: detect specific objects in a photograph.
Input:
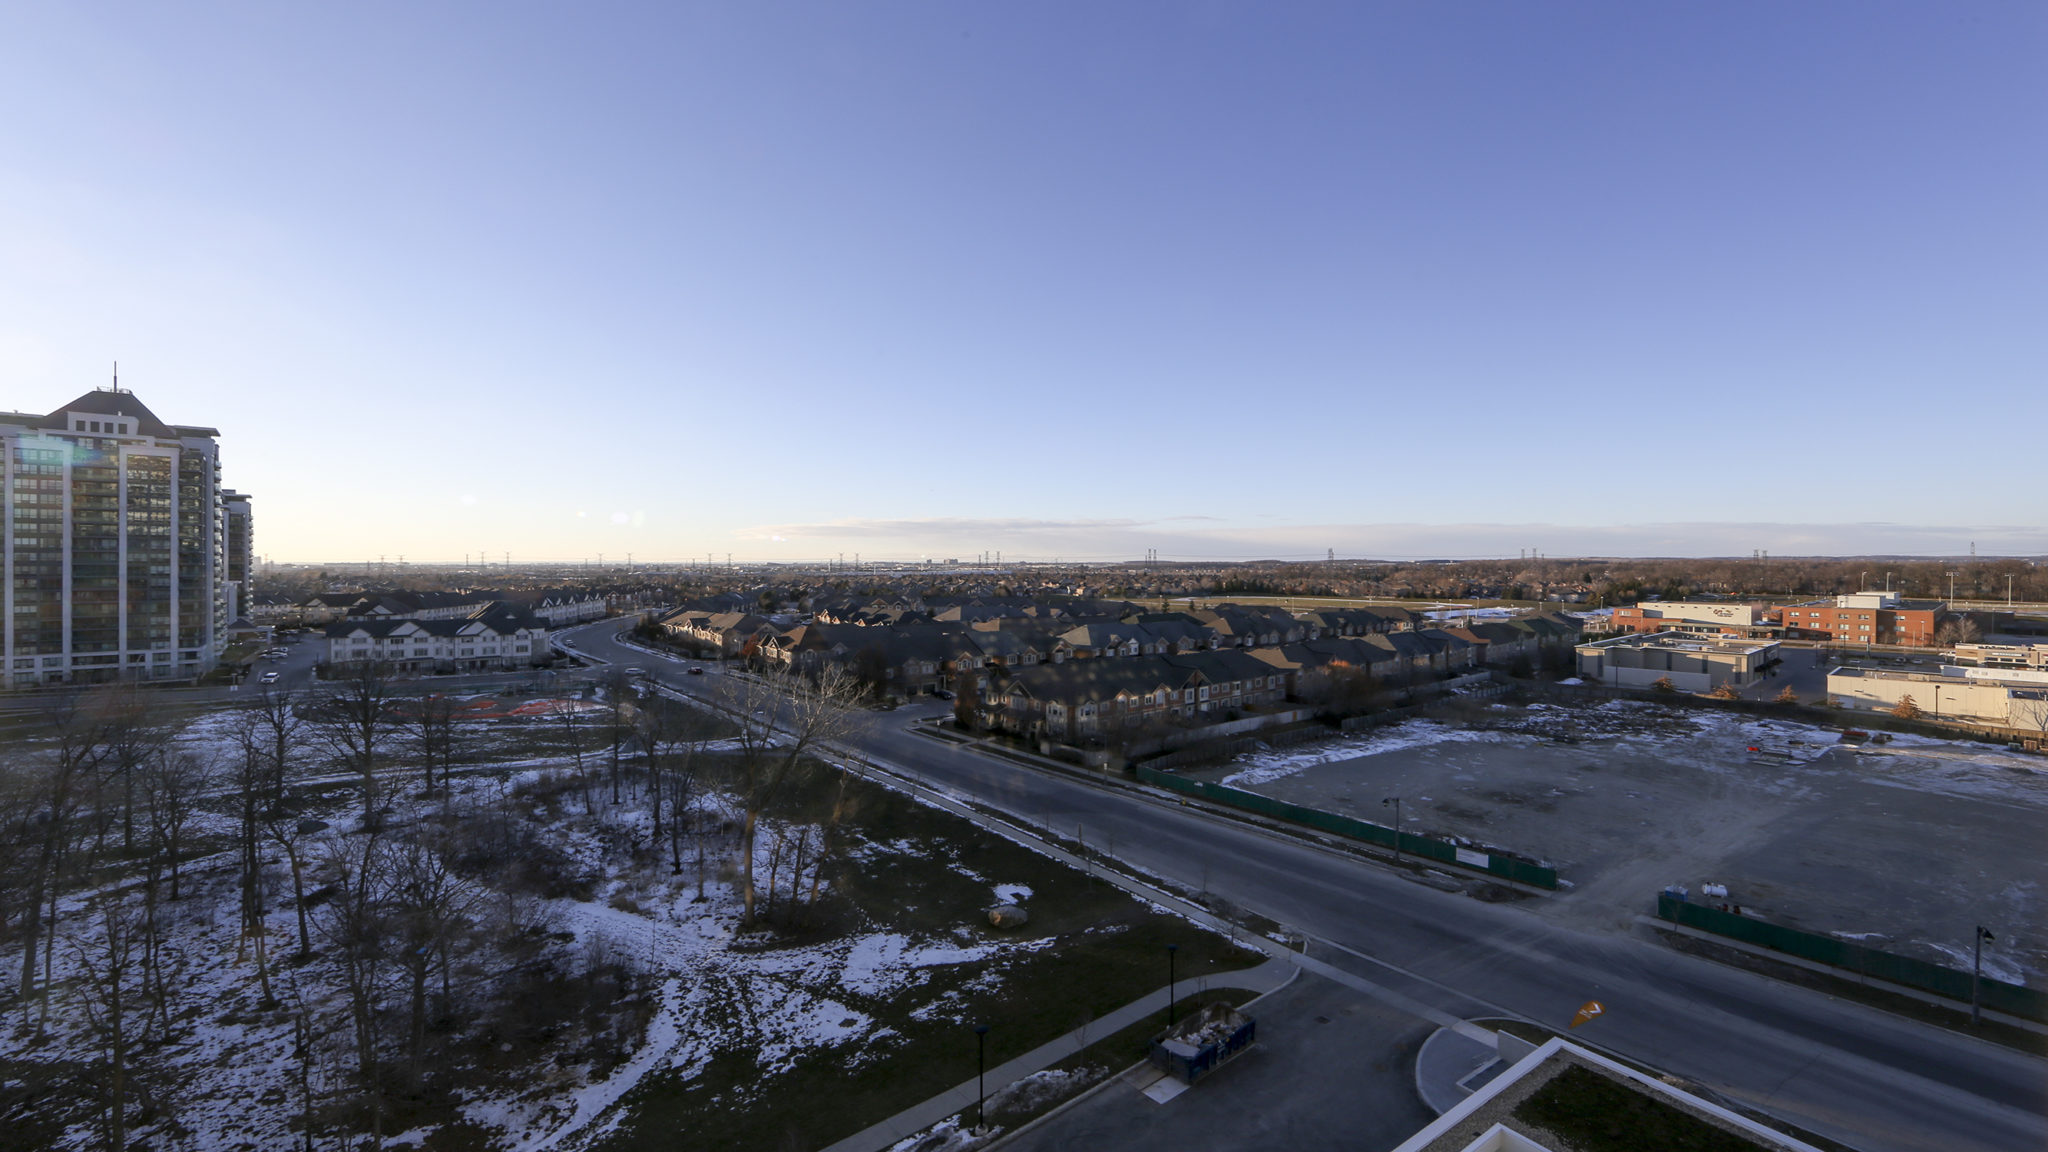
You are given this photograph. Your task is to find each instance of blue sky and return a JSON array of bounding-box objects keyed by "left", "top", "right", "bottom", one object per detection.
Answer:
[{"left": 3, "top": 3, "right": 2042, "bottom": 562}]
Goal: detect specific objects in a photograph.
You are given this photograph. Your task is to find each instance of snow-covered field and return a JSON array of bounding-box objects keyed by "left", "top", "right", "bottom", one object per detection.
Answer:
[{"left": 3, "top": 696, "right": 1234, "bottom": 1152}]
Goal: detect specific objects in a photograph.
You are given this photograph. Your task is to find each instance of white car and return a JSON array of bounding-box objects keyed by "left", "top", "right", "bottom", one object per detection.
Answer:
[{"left": 259, "top": 671, "right": 279, "bottom": 683}]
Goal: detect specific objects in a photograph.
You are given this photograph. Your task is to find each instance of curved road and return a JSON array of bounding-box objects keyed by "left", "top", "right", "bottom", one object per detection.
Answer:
[{"left": 562, "top": 619, "right": 2045, "bottom": 1152}]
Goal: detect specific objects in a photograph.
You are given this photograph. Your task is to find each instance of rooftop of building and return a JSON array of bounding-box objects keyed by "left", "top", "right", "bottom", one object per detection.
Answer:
[
  {"left": 1578, "top": 630, "right": 1777, "bottom": 655},
  {"left": 1394, "top": 1035, "right": 1824, "bottom": 1152},
  {"left": 1, "top": 388, "right": 218, "bottom": 439}
]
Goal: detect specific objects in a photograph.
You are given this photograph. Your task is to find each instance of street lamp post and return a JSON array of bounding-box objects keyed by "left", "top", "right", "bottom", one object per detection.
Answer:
[
  {"left": 1972, "top": 926, "right": 1996, "bottom": 1024},
  {"left": 1167, "top": 944, "right": 1180, "bottom": 1029},
  {"left": 974, "top": 1024, "right": 990, "bottom": 1133},
  {"left": 1383, "top": 796, "right": 1404, "bottom": 863}
]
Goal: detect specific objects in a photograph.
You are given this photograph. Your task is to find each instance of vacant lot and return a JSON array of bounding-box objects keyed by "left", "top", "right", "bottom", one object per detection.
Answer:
[{"left": 1190, "top": 701, "right": 2048, "bottom": 985}]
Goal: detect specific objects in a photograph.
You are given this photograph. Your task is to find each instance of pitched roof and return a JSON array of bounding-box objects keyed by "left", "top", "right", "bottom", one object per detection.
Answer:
[
  {"left": 999, "top": 658, "right": 1198, "bottom": 704},
  {"left": 35, "top": 389, "right": 181, "bottom": 437}
]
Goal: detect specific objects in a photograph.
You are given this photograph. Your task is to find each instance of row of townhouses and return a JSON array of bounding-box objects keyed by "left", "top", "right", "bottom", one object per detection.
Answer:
[
  {"left": 322, "top": 606, "right": 551, "bottom": 674},
  {"left": 656, "top": 595, "right": 1582, "bottom": 744},
  {"left": 287, "top": 586, "right": 609, "bottom": 627}
]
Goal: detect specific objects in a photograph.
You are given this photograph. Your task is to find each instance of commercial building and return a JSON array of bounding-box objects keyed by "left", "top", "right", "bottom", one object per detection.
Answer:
[
  {"left": 1575, "top": 632, "right": 1779, "bottom": 693},
  {"left": 1824, "top": 665, "right": 2035, "bottom": 726},
  {"left": 1609, "top": 601, "right": 1772, "bottom": 637},
  {"left": 1951, "top": 641, "right": 2048, "bottom": 671},
  {"left": 1772, "top": 592, "right": 1943, "bottom": 647},
  {"left": 2, "top": 387, "right": 231, "bottom": 686}
]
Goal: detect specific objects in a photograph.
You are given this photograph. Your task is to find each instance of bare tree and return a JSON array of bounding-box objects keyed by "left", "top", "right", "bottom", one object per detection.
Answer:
[
  {"left": 601, "top": 669, "right": 637, "bottom": 806},
  {"left": 138, "top": 749, "right": 211, "bottom": 1039},
  {"left": 727, "top": 665, "right": 861, "bottom": 928},
  {"left": 315, "top": 831, "right": 392, "bottom": 1149},
  {"left": 98, "top": 685, "right": 173, "bottom": 859},
  {"left": 404, "top": 692, "right": 463, "bottom": 797},
  {"left": 71, "top": 901, "right": 142, "bottom": 1152},
  {"left": 316, "top": 663, "right": 398, "bottom": 823},
  {"left": 17, "top": 692, "right": 111, "bottom": 1025},
  {"left": 2010, "top": 692, "right": 2048, "bottom": 746},
  {"left": 1936, "top": 617, "right": 1984, "bottom": 647},
  {"left": 634, "top": 698, "right": 708, "bottom": 874},
  {"left": 249, "top": 683, "right": 309, "bottom": 806},
  {"left": 549, "top": 700, "right": 595, "bottom": 816},
  {"left": 265, "top": 808, "right": 326, "bottom": 959},
  {"left": 384, "top": 834, "right": 482, "bottom": 1088},
  {"left": 143, "top": 750, "right": 209, "bottom": 902}
]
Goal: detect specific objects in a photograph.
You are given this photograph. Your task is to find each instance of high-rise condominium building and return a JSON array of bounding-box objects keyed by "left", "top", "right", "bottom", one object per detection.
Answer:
[
  {"left": 2, "top": 387, "right": 230, "bottom": 686},
  {"left": 222, "top": 488, "right": 253, "bottom": 621}
]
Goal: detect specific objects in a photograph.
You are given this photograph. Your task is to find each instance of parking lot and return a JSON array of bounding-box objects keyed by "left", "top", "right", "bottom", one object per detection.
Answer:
[{"left": 1190, "top": 701, "right": 2048, "bottom": 985}]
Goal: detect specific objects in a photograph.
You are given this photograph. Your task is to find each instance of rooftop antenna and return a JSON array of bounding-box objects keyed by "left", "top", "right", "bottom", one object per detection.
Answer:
[{"left": 112, "top": 361, "right": 119, "bottom": 392}]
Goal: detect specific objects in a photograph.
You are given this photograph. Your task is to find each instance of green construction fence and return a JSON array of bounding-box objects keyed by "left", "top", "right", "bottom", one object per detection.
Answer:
[
  {"left": 1135, "top": 765, "right": 1558, "bottom": 889},
  {"left": 1657, "top": 894, "right": 2046, "bottom": 1023}
]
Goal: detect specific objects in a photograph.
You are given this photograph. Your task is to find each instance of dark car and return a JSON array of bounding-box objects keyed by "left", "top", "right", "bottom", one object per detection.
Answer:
[{"left": 686, "top": 667, "right": 705, "bottom": 675}]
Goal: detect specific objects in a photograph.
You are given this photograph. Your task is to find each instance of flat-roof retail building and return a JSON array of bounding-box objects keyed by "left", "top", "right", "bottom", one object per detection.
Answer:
[
  {"left": 1575, "top": 632, "right": 1779, "bottom": 693},
  {"left": 1826, "top": 665, "right": 2045, "bottom": 727}
]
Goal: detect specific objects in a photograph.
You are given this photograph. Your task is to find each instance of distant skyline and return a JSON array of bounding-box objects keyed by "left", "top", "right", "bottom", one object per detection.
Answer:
[{"left": 4, "top": 4, "right": 2043, "bottom": 563}]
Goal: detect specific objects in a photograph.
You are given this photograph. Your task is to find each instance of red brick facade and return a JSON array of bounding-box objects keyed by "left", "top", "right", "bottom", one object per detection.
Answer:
[{"left": 1770, "top": 602, "right": 1940, "bottom": 646}]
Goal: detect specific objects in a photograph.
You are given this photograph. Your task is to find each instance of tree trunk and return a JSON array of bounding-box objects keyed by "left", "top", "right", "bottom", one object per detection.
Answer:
[
  {"left": 740, "top": 810, "right": 758, "bottom": 926},
  {"left": 289, "top": 850, "right": 311, "bottom": 957}
]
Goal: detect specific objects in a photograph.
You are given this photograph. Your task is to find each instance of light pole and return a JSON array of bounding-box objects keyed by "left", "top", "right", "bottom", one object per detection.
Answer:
[
  {"left": 1972, "top": 926, "right": 1996, "bottom": 1024},
  {"left": 1167, "top": 944, "right": 1180, "bottom": 1029},
  {"left": 974, "top": 1023, "right": 990, "bottom": 1133},
  {"left": 1383, "top": 796, "right": 1403, "bottom": 863}
]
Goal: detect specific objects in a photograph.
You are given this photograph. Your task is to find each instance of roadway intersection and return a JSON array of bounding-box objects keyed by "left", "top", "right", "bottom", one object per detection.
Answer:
[{"left": 569, "top": 619, "right": 2044, "bottom": 1152}]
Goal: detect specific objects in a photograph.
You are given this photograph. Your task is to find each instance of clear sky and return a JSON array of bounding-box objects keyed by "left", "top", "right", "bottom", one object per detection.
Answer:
[{"left": 3, "top": 3, "right": 2042, "bottom": 563}]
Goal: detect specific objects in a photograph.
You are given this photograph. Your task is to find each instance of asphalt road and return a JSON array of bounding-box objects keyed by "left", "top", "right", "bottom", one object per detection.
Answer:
[
  {"left": 558, "top": 620, "right": 2046, "bottom": 1152},
  {"left": 1006, "top": 971, "right": 1439, "bottom": 1152}
]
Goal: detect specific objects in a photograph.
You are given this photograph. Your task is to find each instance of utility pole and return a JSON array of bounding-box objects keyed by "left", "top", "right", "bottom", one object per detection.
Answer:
[
  {"left": 1973, "top": 925, "right": 1996, "bottom": 1023},
  {"left": 1382, "top": 796, "right": 1403, "bottom": 863},
  {"left": 973, "top": 1024, "right": 991, "bottom": 1134}
]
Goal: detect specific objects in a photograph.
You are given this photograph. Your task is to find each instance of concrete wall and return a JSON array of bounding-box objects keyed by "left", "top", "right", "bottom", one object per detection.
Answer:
[{"left": 1610, "top": 665, "right": 1711, "bottom": 693}]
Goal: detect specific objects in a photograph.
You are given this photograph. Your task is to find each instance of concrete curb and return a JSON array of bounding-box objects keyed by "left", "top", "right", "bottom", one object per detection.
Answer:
[{"left": 1413, "top": 1022, "right": 1501, "bottom": 1116}]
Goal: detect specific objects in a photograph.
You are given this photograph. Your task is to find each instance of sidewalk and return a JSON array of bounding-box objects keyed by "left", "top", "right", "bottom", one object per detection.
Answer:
[{"left": 817, "top": 956, "right": 1297, "bottom": 1152}]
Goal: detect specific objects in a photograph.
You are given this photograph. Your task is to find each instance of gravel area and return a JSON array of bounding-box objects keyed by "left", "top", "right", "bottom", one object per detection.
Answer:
[{"left": 1190, "top": 701, "right": 2048, "bottom": 984}]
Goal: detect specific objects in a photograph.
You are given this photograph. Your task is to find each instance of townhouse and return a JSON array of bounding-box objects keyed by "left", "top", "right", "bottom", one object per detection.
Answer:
[{"left": 325, "top": 607, "right": 548, "bottom": 673}]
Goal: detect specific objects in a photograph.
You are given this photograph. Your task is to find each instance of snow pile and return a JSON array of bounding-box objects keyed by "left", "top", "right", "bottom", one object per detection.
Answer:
[{"left": 1224, "top": 721, "right": 1520, "bottom": 786}]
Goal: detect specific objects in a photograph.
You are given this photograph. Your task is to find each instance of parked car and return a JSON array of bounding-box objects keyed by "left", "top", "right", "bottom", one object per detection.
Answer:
[
  {"left": 259, "top": 671, "right": 279, "bottom": 683},
  {"left": 624, "top": 666, "right": 645, "bottom": 676}
]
